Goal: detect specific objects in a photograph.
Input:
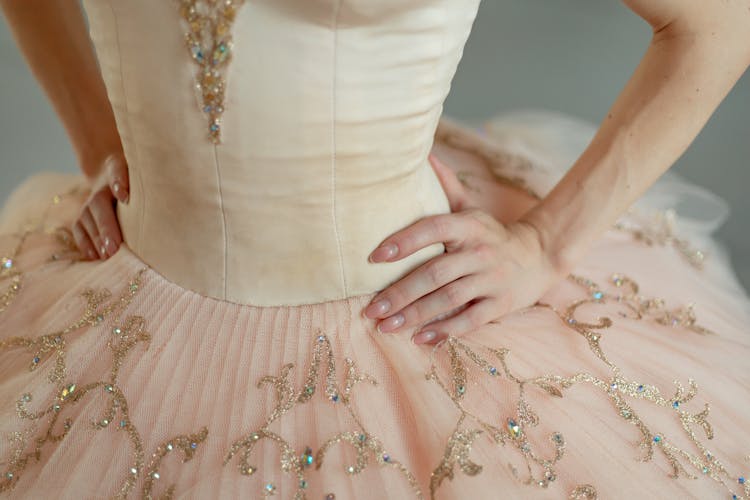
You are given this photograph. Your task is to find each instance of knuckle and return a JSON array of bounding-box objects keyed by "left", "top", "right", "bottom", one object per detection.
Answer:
[
  {"left": 425, "top": 260, "right": 448, "bottom": 285},
  {"left": 444, "top": 283, "right": 465, "bottom": 305},
  {"left": 431, "top": 215, "right": 454, "bottom": 239},
  {"left": 472, "top": 243, "right": 493, "bottom": 261}
]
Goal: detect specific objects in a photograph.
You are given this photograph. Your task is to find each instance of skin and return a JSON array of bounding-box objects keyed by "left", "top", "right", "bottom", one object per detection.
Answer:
[
  {"left": 2, "top": 2, "right": 749, "bottom": 345},
  {"left": 365, "top": 1, "right": 750, "bottom": 344},
  {"left": 0, "top": 0, "right": 129, "bottom": 261}
]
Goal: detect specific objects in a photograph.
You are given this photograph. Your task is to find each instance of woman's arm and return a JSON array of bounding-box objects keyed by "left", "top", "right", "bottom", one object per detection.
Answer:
[
  {"left": 1, "top": 0, "right": 121, "bottom": 178},
  {"left": 365, "top": 1, "right": 750, "bottom": 344},
  {"left": 1, "top": 0, "right": 129, "bottom": 259},
  {"left": 523, "top": 0, "right": 750, "bottom": 275}
]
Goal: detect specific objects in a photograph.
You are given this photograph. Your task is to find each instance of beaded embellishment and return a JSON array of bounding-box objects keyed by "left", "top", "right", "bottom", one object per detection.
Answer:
[
  {"left": 177, "top": 0, "right": 246, "bottom": 144},
  {"left": 1, "top": 187, "right": 748, "bottom": 499}
]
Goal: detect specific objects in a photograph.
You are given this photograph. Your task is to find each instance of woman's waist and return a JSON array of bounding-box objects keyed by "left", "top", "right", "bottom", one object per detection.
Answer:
[{"left": 117, "top": 173, "right": 449, "bottom": 306}]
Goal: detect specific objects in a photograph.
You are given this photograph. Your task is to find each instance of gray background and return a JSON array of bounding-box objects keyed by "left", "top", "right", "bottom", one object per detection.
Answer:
[{"left": 1, "top": 1, "right": 748, "bottom": 290}]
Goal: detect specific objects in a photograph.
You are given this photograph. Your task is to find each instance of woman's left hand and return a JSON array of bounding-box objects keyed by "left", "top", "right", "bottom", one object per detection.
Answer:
[{"left": 364, "top": 154, "right": 563, "bottom": 345}]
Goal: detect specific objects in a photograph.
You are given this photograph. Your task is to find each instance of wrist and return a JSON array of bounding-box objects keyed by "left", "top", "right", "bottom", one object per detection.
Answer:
[{"left": 518, "top": 209, "right": 577, "bottom": 279}]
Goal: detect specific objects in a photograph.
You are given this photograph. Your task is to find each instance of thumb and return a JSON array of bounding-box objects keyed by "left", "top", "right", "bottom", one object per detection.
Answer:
[{"left": 428, "top": 153, "right": 470, "bottom": 212}]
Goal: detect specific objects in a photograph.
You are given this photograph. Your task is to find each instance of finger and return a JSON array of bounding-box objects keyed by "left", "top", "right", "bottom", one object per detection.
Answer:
[
  {"left": 79, "top": 208, "right": 104, "bottom": 258},
  {"left": 72, "top": 221, "right": 98, "bottom": 261},
  {"left": 366, "top": 251, "right": 478, "bottom": 320},
  {"left": 429, "top": 153, "right": 471, "bottom": 212},
  {"left": 412, "top": 298, "right": 503, "bottom": 344},
  {"left": 89, "top": 191, "right": 122, "bottom": 257},
  {"left": 107, "top": 154, "right": 130, "bottom": 204},
  {"left": 390, "top": 274, "right": 485, "bottom": 331},
  {"left": 369, "top": 213, "right": 470, "bottom": 263}
]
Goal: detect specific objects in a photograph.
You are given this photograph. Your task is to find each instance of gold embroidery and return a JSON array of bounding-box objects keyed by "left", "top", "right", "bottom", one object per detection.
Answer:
[
  {"left": 225, "top": 332, "right": 422, "bottom": 499},
  {"left": 0, "top": 271, "right": 208, "bottom": 498},
  {"left": 177, "top": 0, "right": 246, "bottom": 144},
  {"left": 425, "top": 273, "right": 748, "bottom": 500}
]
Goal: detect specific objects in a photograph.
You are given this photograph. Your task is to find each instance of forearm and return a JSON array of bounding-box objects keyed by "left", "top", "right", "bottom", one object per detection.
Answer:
[
  {"left": 1, "top": 0, "right": 121, "bottom": 180},
  {"left": 522, "top": 17, "right": 750, "bottom": 274}
]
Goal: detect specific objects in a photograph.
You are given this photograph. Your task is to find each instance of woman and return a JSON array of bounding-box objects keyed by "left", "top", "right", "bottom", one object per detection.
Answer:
[{"left": 0, "top": 0, "right": 748, "bottom": 498}]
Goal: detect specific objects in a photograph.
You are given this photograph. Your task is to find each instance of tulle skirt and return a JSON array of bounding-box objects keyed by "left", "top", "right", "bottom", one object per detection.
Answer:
[{"left": 1, "top": 113, "right": 749, "bottom": 499}]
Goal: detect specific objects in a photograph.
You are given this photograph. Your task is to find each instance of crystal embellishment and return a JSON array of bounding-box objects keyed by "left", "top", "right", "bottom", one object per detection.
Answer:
[{"left": 178, "top": 0, "right": 246, "bottom": 144}]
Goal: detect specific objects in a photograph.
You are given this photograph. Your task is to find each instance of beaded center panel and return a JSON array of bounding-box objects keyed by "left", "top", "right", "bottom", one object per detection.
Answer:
[{"left": 178, "top": 0, "right": 246, "bottom": 144}]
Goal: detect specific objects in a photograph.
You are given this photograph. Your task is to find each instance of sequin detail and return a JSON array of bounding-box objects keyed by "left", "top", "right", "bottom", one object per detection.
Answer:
[
  {"left": 225, "top": 332, "right": 422, "bottom": 499},
  {"left": 0, "top": 271, "right": 208, "bottom": 498},
  {"left": 177, "top": 0, "right": 246, "bottom": 144},
  {"left": 424, "top": 272, "right": 748, "bottom": 499}
]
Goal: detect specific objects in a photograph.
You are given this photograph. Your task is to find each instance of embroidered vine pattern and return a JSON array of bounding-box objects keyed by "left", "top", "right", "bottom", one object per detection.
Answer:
[{"left": 224, "top": 332, "right": 422, "bottom": 499}]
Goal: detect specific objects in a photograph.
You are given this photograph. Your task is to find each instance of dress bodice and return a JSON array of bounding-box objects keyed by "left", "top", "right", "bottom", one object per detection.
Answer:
[{"left": 82, "top": 0, "right": 481, "bottom": 305}]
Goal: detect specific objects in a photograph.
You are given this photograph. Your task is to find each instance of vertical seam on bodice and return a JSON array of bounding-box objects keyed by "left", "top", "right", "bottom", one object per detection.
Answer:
[
  {"left": 109, "top": 2, "right": 145, "bottom": 249},
  {"left": 211, "top": 146, "right": 228, "bottom": 298},
  {"left": 330, "top": 1, "right": 347, "bottom": 296}
]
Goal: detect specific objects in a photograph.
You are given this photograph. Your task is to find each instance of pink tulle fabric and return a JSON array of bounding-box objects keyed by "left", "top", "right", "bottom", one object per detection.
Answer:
[{"left": 1, "top": 130, "right": 750, "bottom": 500}]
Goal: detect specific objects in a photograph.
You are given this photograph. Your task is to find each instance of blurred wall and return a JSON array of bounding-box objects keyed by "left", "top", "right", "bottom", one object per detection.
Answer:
[{"left": 1, "top": 1, "right": 748, "bottom": 290}]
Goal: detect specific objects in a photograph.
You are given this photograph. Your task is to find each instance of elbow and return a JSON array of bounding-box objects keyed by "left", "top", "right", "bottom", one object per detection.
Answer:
[{"left": 659, "top": 4, "right": 750, "bottom": 67}]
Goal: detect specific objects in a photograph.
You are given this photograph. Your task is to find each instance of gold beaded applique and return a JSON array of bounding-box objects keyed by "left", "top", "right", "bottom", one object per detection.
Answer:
[
  {"left": 225, "top": 331, "right": 422, "bottom": 499},
  {"left": 425, "top": 273, "right": 748, "bottom": 500},
  {"left": 0, "top": 270, "right": 209, "bottom": 498},
  {"left": 177, "top": 0, "right": 246, "bottom": 144}
]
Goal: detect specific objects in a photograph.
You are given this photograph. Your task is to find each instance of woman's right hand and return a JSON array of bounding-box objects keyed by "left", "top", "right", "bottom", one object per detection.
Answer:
[{"left": 72, "top": 152, "right": 129, "bottom": 260}]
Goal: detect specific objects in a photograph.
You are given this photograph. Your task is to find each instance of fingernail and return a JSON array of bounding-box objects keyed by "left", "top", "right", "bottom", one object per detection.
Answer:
[
  {"left": 413, "top": 331, "right": 436, "bottom": 344},
  {"left": 113, "top": 181, "right": 120, "bottom": 194},
  {"left": 377, "top": 313, "right": 404, "bottom": 333},
  {"left": 369, "top": 243, "right": 398, "bottom": 263},
  {"left": 100, "top": 245, "right": 107, "bottom": 258},
  {"left": 104, "top": 236, "right": 116, "bottom": 254},
  {"left": 87, "top": 249, "right": 97, "bottom": 260},
  {"left": 365, "top": 299, "right": 391, "bottom": 318}
]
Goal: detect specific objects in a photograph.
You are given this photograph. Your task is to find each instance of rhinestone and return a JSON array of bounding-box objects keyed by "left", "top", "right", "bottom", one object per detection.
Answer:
[
  {"left": 305, "top": 386, "right": 314, "bottom": 395},
  {"left": 488, "top": 366, "right": 497, "bottom": 375},
  {"left": 166, "top": 443, "right": 174, "bottom": 451},
  {"left": 60, "top": 383, "right": 76, "bottom": 400},
  {"left": 264, "top": 483, "right": 275, "bottom": 493},
  {"left": 151, "top": 472, "right": 160, "bottom": 479},
  {"left": 347, "top": 466, "right": 355, "bottom": 474},
  {"left": 95, "top": 314, "right": 104, "bottom": 323},
  {"left": 610, "top": 383, "right": 618, "bottom": 391},
  {"left": 1, "top": 258, "right": 12, "bottom": 269},
  {"left": 672, "top": 401, "right": 680, "bottom": 409},
  {"left": 457, "top": 385, "right": 465, "bottom": 395},
  {"left": 101, "top": 419, "right": 109, "bottom": 426},
  {"left": 299, "top": 479, "right": 308, "bottom": 489},
  {"left": 53, "top": 404, "right": 61, "bottom": 412},
  {"left": 130, "top": 283, "right": 138, "bottom": 292},
  {"left": 241, "top": 465, "right": 255, "bottom": 475},
  {"left": 507, "top": 418, "right": 521, "bottom": 438},
  {"left": 120, "top": 420, "right": 127, "bottom": 428},
  {"left": 326, "top": 495, "right": 336, "bottom": 500},
  {"left": 32, "top": 356, "right": 40, "bottom": 364},
  {"left": 382, "top": 454, "right": 390, "bottom": 462},
  {"left": 5, "top": 472, "right": 13, "bottom": 479},
  {"left": 190, "top": 442, "right": 197, "bottom": 449},
  {"left": 592, "top": 291, "right": 603, "bottom": 300},
  {"left": 653, "top": 435, "right": 662, "bottom": 443},
  {"left": 358, "top": 433, "right": 366, "bottom": 442},
  {"left": 105, "top": 384, "right": 114, "bottom": 392},
  {"left": 739, "top": 477, "right": 746, "bottom": 484},
  {"left": 130, "top": 467, "right": 137, "bottom": 475},
  {"left": 21, "top": 393, "right": 31, "bottom": 402},
  {"left": 112, "top": 327, "right": 122, "bottom": 335},
  {"left": 551, "top": 433, "right": 564, "bottom": 445},
  {"left": 637, "top": 385, "right": 645, "bottom": 393},
  {"left": 317, "top": 335, "right": 325, "bottom": 342},
  {"left": 702, "top": 466, "right": 709, "bottom": 474},
  {"left": 251, "top": 433, "right": 259, "bottom": 440},
  {"left": 330, "top": 394, "right": 339, "bottom": 402}
]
